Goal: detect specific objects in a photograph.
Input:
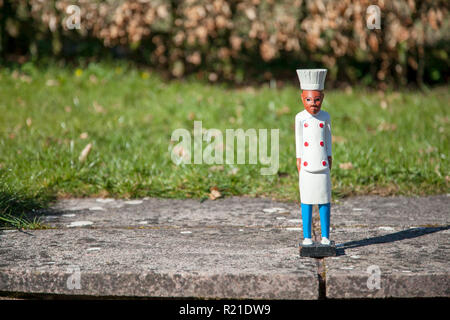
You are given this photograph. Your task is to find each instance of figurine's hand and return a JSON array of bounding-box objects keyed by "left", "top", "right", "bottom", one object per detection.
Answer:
[
  {"left": 328, "top": 156, "right": 332, "bottom": 170},
  {"left": 296, "top": 158, "right": 301, "bottom": 173}
]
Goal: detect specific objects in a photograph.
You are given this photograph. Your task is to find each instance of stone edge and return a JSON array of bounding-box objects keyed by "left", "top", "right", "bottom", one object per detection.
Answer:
[
  {"left": 326, "top": 273, "right": 450, "bottom": 299},
  {"left": 0, "top": 269, "right": 319, "bottom": 300}
]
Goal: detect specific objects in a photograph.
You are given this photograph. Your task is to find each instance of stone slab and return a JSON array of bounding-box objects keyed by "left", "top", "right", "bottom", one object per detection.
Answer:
[
  {"left": 30, "top": 197, "right": 302, "bottom": 229},
  {"left": 332, "top": 195, "right": 450, "bottom": 227},
  {"left": 324, "top": 194, "right": 450, "bottom": 299},
  {"left": 0, "top": 197, "right": 319, "bottom": 300},
  {"left": 1, "top": 195, "right": 449, "bottom": 299}
]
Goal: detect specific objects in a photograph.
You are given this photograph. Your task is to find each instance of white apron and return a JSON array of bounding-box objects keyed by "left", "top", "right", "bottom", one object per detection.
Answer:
[{"left": 299, "top": 169, "right": 331, "bottom": 204}]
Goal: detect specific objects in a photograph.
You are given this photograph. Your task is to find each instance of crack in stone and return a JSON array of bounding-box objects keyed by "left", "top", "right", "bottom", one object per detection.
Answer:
[{"left": 312, "top": 207, "right": 327, "bottom": 299}]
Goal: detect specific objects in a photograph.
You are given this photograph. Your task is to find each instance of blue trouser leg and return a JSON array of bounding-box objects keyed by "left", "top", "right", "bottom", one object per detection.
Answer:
[
  {"left": 319, "top": 203, "right": 331, "bottom": 238},
  {"left": 301, "top": 203, "right": 312, "bottom": 239}
]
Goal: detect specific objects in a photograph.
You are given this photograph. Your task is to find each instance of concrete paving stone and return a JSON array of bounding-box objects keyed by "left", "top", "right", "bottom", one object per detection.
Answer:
[
  {"left": 332, "top": 194, "right": 449, "bottom": 227},
  {"left": 325, "top": 227, "right": 449, "bottom": 298},
  {"left": 1, "top": 195, "right": 449, "bottom": 299},
  {"left": 0, "top": 197, "right": 318, "bottom": 299},
  {"left": 324, "top": 194, "right": 449, "bottom": 299},
  {"left": 34, "top": 197, "right": 302, "bottom": 229}
]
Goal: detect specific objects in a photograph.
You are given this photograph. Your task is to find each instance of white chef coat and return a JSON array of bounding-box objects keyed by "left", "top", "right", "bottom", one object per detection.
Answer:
[{"left": 295, "top": 110, "right": 332, "bottom": 204}]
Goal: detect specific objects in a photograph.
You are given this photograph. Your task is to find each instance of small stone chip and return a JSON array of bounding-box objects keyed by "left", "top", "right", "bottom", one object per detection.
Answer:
[
  {"left": 263, "top": 207, "right": 288, "bottom": 214},
  {"left": 378, "top": 226, "right": 395, "bottom": 231},
  {"left": 89, "top": 206, "right": 105, "bottom": 211},
  {"left": 96, "top": 198, "right": 115, "bottom": 203},
  {"left": 124, "top": 200, "right": 143, "bottom": 205},
  {"left": 67, "top": 221, "right": 93, "bottom": 228}
]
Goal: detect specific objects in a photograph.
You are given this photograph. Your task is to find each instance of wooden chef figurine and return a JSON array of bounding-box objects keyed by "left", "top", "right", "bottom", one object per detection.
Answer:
[{"left": 295, "top": 69, "right": 334, "bottom": 254}]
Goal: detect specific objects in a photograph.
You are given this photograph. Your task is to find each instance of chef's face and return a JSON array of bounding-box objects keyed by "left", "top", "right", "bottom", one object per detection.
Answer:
[{"left": 301, "top": 90, "right": 324, "bottom": 115}]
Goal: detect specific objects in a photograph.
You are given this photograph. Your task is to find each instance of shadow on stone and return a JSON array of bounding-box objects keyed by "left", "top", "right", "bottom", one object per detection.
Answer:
[{"left": 336, "top": 225, "right": 450, "bottom": 256}]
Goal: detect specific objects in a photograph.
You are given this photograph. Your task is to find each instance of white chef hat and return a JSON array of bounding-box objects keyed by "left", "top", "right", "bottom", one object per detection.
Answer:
[{"left": 296, "top": 69, "right": 327, "bottom": 90}]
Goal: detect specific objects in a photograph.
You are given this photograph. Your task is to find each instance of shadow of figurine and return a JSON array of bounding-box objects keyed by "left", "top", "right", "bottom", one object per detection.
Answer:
[{"left": 335, "top": 225, "right": 450, "bottom": 256}]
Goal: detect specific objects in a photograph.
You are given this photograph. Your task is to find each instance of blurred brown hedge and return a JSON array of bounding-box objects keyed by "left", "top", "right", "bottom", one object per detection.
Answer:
[{"left": 1, "top": 0, "right": 449, "bottom": 86}]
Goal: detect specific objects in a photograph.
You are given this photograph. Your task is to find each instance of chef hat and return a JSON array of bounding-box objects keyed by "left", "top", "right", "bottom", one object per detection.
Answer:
[{"left": 296, "top": 69, "right": 327, "bottom": 91}]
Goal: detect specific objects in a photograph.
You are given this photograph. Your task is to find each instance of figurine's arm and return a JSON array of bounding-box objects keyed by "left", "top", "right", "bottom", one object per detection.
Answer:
[
  {"left": 295, "top": 115, "right": 303, "bottom": 173},
  {"left": 326, "top": 117, "right": 332, "bottom": 170}
]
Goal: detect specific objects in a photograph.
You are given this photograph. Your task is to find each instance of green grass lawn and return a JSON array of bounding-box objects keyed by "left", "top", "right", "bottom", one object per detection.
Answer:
[{"left": 0, "top": 62, "right": 448, "bottom": 228}]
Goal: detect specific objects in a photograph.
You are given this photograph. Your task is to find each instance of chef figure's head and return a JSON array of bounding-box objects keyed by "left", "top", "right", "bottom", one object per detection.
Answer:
[
  {"left": 301, "top": 90, "right": 324, "bottom": 115},
  {"left": 296, "top": 69, "right": 327, "bottom": 115}
]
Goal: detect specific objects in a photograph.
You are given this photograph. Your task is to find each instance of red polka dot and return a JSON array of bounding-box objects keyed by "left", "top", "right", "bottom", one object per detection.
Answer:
[
  {"left": 304, "top": 123, "right": 308, "bottom": 128},
  {"left": 303, "top": 162, "right": 308, "bottom": 167},
  {"left": 322, "top": 161, "right": 327, "bottom": 166},
  {"left": 319, "top": 123, "right": 324, "bottom": 128},
  {"left": 304, "top": 142, "right": 309, "bottom": 147},
  {"left": 320, "top": 141, "right": 324, "bottom": 147}
]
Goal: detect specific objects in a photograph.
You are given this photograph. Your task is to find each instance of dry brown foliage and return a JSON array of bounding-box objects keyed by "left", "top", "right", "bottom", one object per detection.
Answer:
[{"left": 2, "top": 0, "right": 449, "bottom": 85}]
